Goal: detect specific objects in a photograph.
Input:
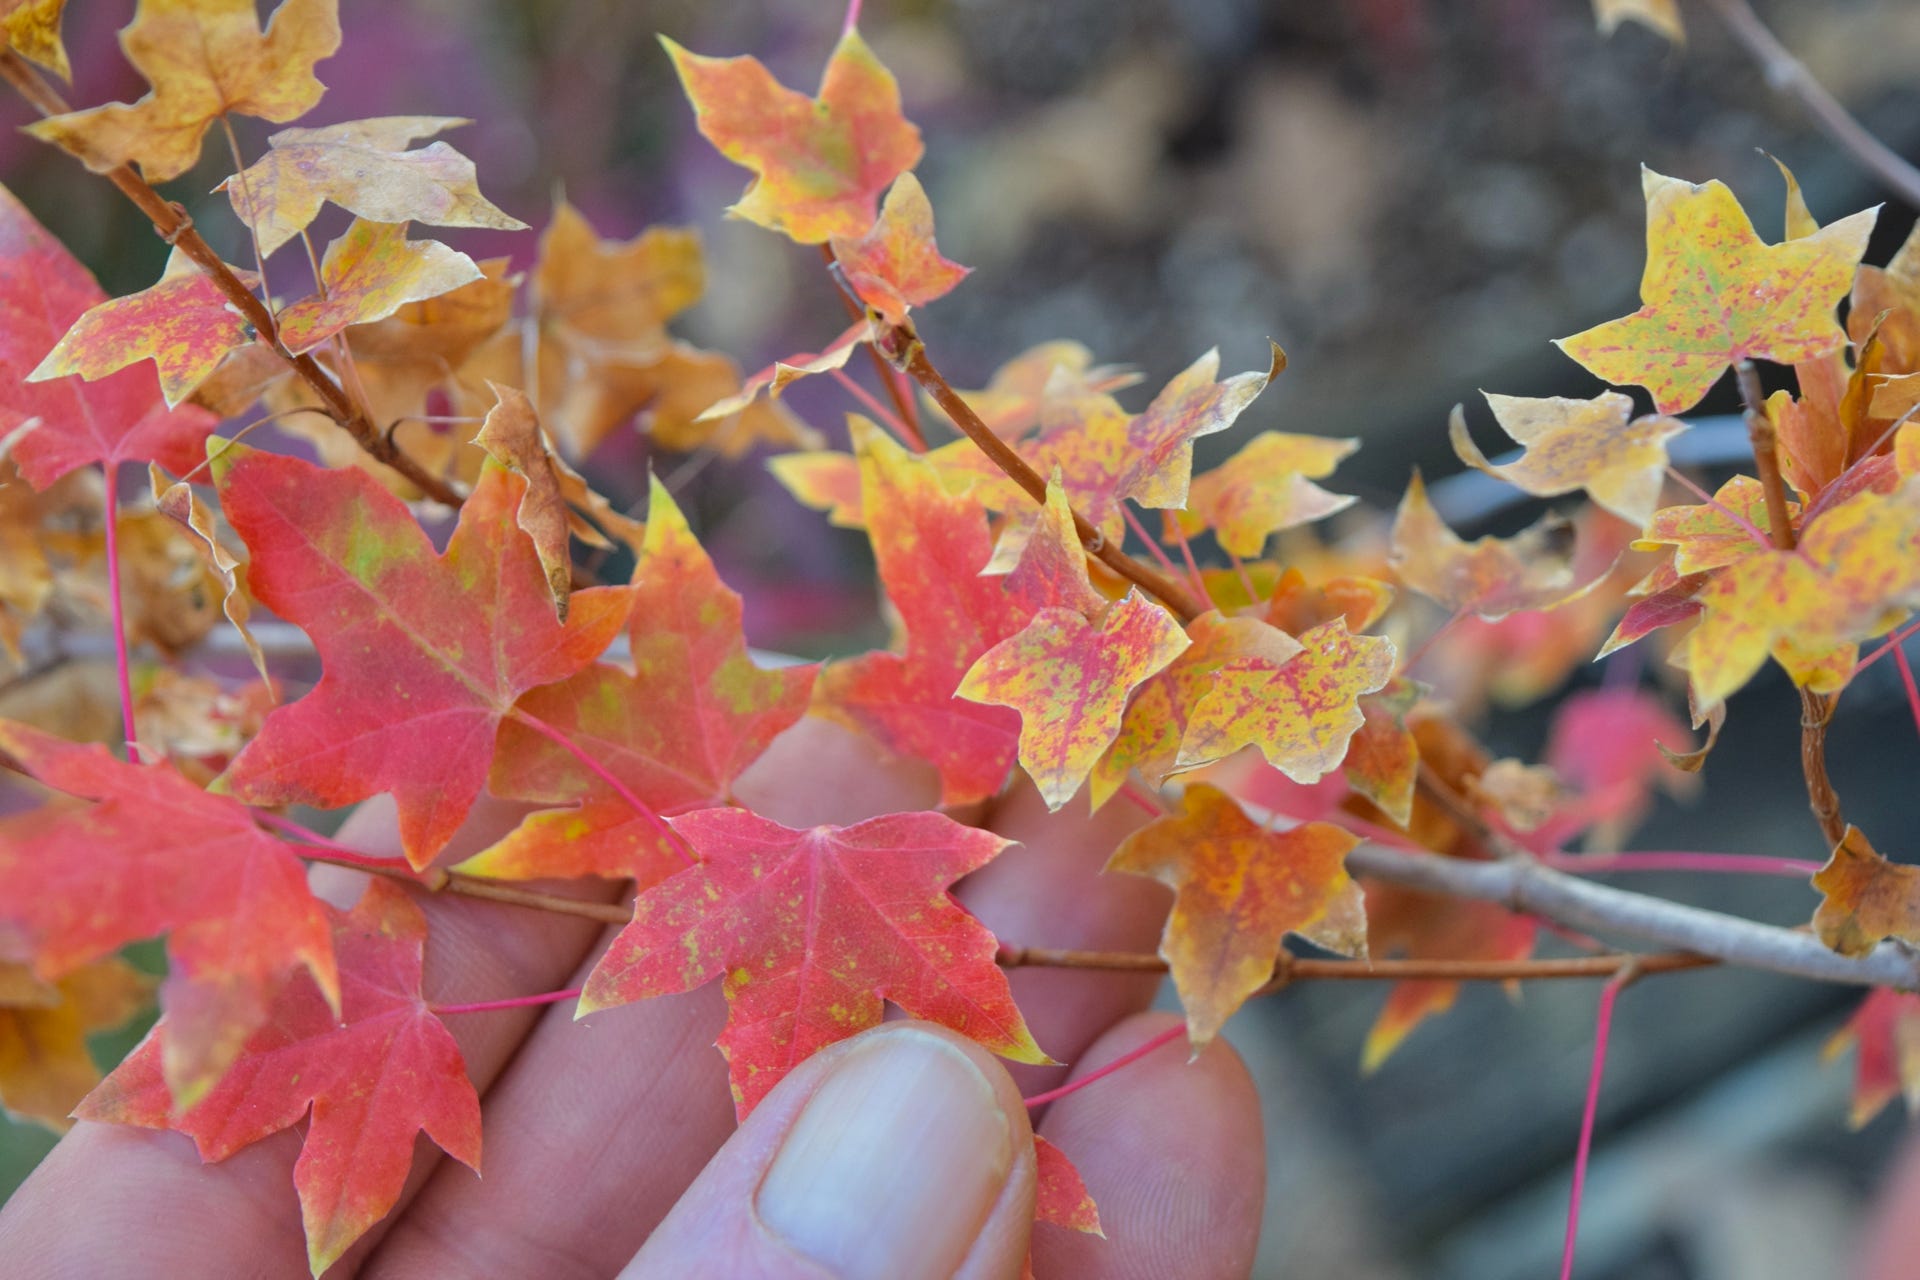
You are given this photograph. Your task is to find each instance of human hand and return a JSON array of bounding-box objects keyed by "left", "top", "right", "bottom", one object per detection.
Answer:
[{"left": 0, "top": 718, "right": 1265, "bottom": 1278}]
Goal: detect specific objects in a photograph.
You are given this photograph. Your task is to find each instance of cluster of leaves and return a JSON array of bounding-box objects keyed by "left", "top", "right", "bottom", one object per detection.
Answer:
[{"left": 3, "top": 0, "right": 1920, "bottom": 1273}]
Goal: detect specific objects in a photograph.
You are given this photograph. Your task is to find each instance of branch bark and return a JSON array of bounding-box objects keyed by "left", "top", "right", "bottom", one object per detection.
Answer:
[
  {"left": 877, "top": 320, "right": 1209, "bottom": 622},
  {"left": 1702, "top": 0, "right": 1920, "bottom": 211},
  {"left": 1347, "top": 841, "right": 1920, "bottom": 991},
  {"left": 0, "top": 49, "right": 465, "bottom": 509}
]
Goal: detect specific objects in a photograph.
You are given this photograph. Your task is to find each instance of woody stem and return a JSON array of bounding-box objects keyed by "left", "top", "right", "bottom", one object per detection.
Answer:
[
  {"left": 0, "top": 49, "right": 464, "bottom": 509},
  {"left": 819, "top": 244, "right": 926, "bottom": 450},
  {"left": 1733, "top": 360, "right": 1846, "bottom": 847},
  {"left": 876, "top": 321, "right": 1207, "bottom": 622}
]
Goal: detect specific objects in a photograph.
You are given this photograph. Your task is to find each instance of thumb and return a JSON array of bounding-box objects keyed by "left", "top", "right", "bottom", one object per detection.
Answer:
[{"left": 625, "top": 1023, "right": 1038, "bottom": 1279}]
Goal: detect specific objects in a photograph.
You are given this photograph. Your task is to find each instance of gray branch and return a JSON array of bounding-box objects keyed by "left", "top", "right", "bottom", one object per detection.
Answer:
[{"left": 1348, "top": 842, "right": 1920, "bottom": 991}]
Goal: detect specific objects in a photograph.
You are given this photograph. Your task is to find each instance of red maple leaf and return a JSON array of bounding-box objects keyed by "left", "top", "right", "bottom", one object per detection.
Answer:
[
  {"left": 468, "top": 476, "right": 816, "bottom": 882},
  {"left": 78, "top": 879, "right": 480, "bottom": 1277},
  {"left": 0, "top": 181, "right": 215, "bottom": 488},
  {"left": 0, "top": 719, "right": 334, "bottom": 1108},
  {"left": 214, "top": 448, "right": 634, "bottom": 867},
  {"left": 579, "top": 805, "right": 1048, "bottom": 1115}
]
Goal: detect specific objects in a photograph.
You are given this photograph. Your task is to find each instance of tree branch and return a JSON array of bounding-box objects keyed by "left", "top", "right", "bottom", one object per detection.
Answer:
[
  {"left": 875, "top": 319, "right": 1208, "bottom": 622},
  {"left": 1702, "top": 0, "right": 1920, "bottom": 211},
  {"left": 0, "top": 49, "right": 465, "bottom": 509},
  {"left": 1345, "top": 841, "right": 1920, "bottom": 991}
]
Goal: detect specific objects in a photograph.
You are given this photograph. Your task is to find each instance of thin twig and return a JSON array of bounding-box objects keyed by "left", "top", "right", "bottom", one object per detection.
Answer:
[
  {"left": 1703, "top": 0, "right": 1920, "bottom": 210},
  {"left": 0, "top": 49, "right": 464, "bottom": 508},
  {"left": 819, "top": 244, "right": 926, "bottom": 449},
  {"left": 876, "top": 321, "right": 1208, "bottom": 622}
]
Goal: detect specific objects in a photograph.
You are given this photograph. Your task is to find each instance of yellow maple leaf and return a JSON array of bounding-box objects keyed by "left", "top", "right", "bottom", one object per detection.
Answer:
[
  {"left": 1449, "top": 391, "right": 1686, "bottom": 527},
  {"left": 29, "top": 0, "right": 340, "bottom": 182}
]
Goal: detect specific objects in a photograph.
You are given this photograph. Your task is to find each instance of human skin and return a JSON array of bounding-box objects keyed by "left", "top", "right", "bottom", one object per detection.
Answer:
[{"left": 0, "top": 716, "right": 1266, "bottom": 1279}]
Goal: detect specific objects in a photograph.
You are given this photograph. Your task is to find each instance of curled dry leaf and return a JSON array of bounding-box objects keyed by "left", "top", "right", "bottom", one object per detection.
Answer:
[
  {"left": 222, "top": 115, "right": 526, "bottom": 258},
  {"left": 1813, "top": 826, "right": 1920, "bottom": 958},
  {"left": 149, "top": 462, "right": 270, "bottom": 686},
  {"left": 1448, "top": 391, "right": 1686, "bottom": 528}
]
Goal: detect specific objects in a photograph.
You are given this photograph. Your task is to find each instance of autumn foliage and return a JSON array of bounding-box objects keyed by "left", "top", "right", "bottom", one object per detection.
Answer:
[{"left": 6, "top": 0, "right": 1920, "bottom": 1274}]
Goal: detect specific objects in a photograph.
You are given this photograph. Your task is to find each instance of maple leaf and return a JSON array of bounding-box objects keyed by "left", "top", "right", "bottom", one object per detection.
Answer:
[
  {"left": 213, "top": 447, "right": 633, "bottom": 868},
  {"left": 693, "top": 325, "right": 861, "bottom": 424},
  {"left": 463, "top": 199, "right": 810, "bottom": 460},
  {"left": 768, "top": 449, "right": 865, "bottom": 528},
  {"left": 1170, "top": 429, "right": 1357, "bottom": 556},
  {"left": 221, "top": 115, "right": 526, "bottom": 258},
  {"left": 1813, "top": 826, "right": 1920, "bottom": 958},
  {"left": 1593, "top": 0, "right": 1683, "bottom": 43},
  {"left": 1634, "top": 475, "right": 1786, "bottom": 573},
  {"left": 1673, "top": 483, "right": 1920, "bottom": 707},
  {"left": 0, "top": 719, "right": 335, "bottom": 1106},
  {"left": 959, "top": 589, "right": 1190, "bottom": 810},
  {"left": 1389, "top": 470, "right": 1601, "bottom": 620},
  {"left": 1089, "top": 610, "right": 1305, "bottom": 810},
  {"left": 1543, "top": 686, "right": 1696, "bottom": 851},
  {"left": 1108, "top": 784, "right": 1364, "bottom": 1046},
  {"left": 1033, "top": 1134, "right": 1103, "bottom": 1237},
  {"left": 1448, "top": 391, "right": 1687, "bottom": 527},
  {"left": 579, "top": 806, "right": 1046, "bottom": 1116},
  {"left": 264, "top": 258, "right": 518, "bottom": 493},
  {"left": 0, "top": 184, "right": 215, "bottom": 487},
  {"left": 28, "top": 247, "right": 257, "bottom": 410},
  {"left": 663, "top": 26, "right": 922, "bottom": 244},
  {"left": 0, "top": 957, "right": 152, "bottom": 1133},
  {"left": 78, "top": 879, "right": 480, "bottom": 1277},
  {"left": 829, "top": 172, "right": 970, "bottom": 323},
  {"left": 933, "top": 345, "right": 1284, "bottom": 549},
  {"left": 28, "top": 0, "right": 341, "bottom": 182},
  {"left": 1342, "top": 678, "right": 1424, "bottom": 828},
  {"left": 464, "top": 475, "right": 815, "bottom": 883},
  {"left": 1555, "top": 168, "right": 1876, "bottom": 414},
  {"left": 1, "top": 0, "right": 69, "bottom": 81},
  {"left": 1827, "top": 988, "right": 1920, "bottom": 1128},
  {"left": 814, "top": 427, "right": 1041, "bottom": 805},
  {"left": 941, "top": 340, "right": 1141, "bottom": 441},
  {"left": 1177, "top": 618, "right": 1396, "bottom": 784},
  {"left": 276, "top": 219, "right": 481, "bottom": 355},
  {"left": 1361, "top": 877, "right": 1537, "bottom": 1070}
]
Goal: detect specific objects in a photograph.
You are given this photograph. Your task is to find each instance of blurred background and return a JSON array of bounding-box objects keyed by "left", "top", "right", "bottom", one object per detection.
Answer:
[{"left": 6, "top": 1, "right": 1920, "bottom": 1276}]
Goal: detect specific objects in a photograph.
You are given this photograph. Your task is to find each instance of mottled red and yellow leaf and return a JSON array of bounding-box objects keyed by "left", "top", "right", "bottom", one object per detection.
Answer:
[
  {"left": 579, "top": 807, "right": 1045, "bottom": 1115},
  {"left": 214, "top": 448, "right": 632, "bottom": 867},
  {"left": 1449, "top": 391, "right": 1686, "bottom": 527},
  {"left": 663, "top": 26, "right": 921, "bottom": 244},
  {"left": 78, "top": 879, "right": 479, "bottom": 1277},
  {"left": 1390, "top": 470, "right": 1600, "bottom": 620},
  {"left": 276, "top": 219, "right": 481, "bottom": 355},
  {"left": 1172, "top": 429, "right": 1357, "bottom": 556},
  {"left": 0, "top": 719, "right": 335, "bottom": 1106},
  {"left": 829, "top": 172, "right": 969, "bottom": 322},
  {"left": 1555, "top": 168, "right": 1875, "bottom": 414}
]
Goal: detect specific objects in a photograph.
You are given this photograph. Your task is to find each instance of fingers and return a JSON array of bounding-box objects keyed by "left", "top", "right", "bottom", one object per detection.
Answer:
[
  {"left": 0, "top": 795, "right": 616, "bottom": 1278},
  {"left": 627, "top": 1023, "right": 1037, "bottom": 1280},
  {"left": 362, "top": 716, "right": 945, "bottom": 1278},
  {"left": 1032, "top": 1012, "right": 1265, "bottom": 1280},
  {"left": 962, "top": 783, "right": 1171, "bottom": 1095}
]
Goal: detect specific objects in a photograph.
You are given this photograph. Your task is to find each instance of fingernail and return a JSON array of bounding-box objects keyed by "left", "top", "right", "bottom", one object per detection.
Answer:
[{"left": 756, "top": 1028, "right": 1016, "bottom": 1280}]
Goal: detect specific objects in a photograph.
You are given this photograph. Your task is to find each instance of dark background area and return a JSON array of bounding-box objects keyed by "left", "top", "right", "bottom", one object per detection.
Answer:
[{"left": 5, "top": 2, "right": 1920, "bottom": 1275}]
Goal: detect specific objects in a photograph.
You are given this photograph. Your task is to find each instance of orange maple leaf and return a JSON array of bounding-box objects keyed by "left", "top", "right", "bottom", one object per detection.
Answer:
[
  {"left": 1389, "top": 470, "right": 1604, "bottom": 620},
  {"left": 1108, "top": 784, "right": 1364, "bottom": 1046},
  {"left": 663, "top": 26, "right": 922, "bottom": 244},
  {"left": 830, "top": 172, "right": 970, "bottom": 323}
]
